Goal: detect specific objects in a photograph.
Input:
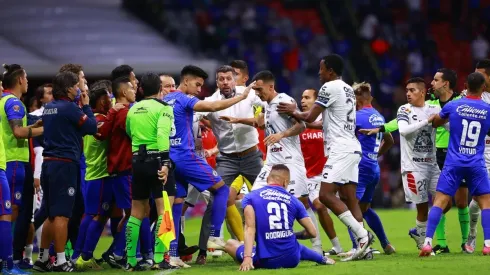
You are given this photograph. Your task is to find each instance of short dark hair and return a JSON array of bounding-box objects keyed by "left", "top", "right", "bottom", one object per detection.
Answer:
[
  {"left": 111, "top": 65, "right": 134, "bottom": 81},
  {"left": 90, "top": 80, "right": 112, "bottom": 93},
  {"left": 35, "top": 83, "right": 53, "bottom": 107},
  {"left": 467, "top": 72, "right": 486, "bottom": 93},
  {"left": 59, "top": 64, "right": 83, "bottom": 75},
  {"left": 216, "top": 65, "right": 236, "bottom": 77},
  {"left": 406, "top": 77, "right": 426, "bottom": 88},
  {"left": 270, "top": 164, "right": 290, "bottom": 174},
  {"left": 252, "top": 70, "right": 275, "bottom": 83},
  {"left": 112, "top": 77, "right": 131, "bottom": 98},
  {"left": 2, "top": 64, "right": 25, "bottom": 89},
  {"left": 180, "top": 65, "right": 208, "bottom": 80},
  {"left": 305, "top": 88, "right": 319, "bottom": 98},
  {"left": 140, "top": 73, "right": 162, "bottom": 97},
  {"left": 476, "top": 59, "right": 490, "bottom": 76},
  {"left": 28, "top": 96, "right": 38, "bottom": 110},
  {"left": 89, "top": 88, "right": 109, "bottom": 109},
  {"left": 437, "top": 68, "right": 457, "bottom": 90},
  {"left": 229, "top": 60, "right": 249, "bottom": 76},
  {"left": 322, "top": 54, "right": 344, "bottom": 76},
  {"left": 52, "top": 72, "right": 79, "bottom": 100}
]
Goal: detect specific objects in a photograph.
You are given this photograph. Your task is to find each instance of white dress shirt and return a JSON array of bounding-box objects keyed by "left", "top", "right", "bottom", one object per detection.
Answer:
[{"left": 204, "top": 86, "right": 266, "bottom": 154}]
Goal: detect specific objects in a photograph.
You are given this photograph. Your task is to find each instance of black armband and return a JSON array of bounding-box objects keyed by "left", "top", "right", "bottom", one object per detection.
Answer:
[
  {"left": 379, "top": 125, "right": 386, "bottom": 133},
  {"left": 294, "top": 230, "right": 308, "bottom": 240}
]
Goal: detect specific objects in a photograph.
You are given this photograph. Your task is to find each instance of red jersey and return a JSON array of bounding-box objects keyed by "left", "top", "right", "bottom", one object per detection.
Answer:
[
  {"left": 201, "top": 126, "right": 217, "bottom": 169},
  {"left": 98, "top": 105, "right": 132, "bottom": 174},
  {"left": 300, "top": 128, "right": 327, "bottom": 178}
]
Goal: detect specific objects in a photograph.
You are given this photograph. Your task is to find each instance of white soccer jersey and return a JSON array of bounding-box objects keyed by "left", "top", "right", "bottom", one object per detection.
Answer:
[
  {"left": 264, "top": 93, "right": 305, "bottom": 165},
  {"left": 480, "top": 92, "right": 490, "bottom": 168},
  {"left": 397, "top": 103, "right": 440, "bottom": 172},
  {"left": 316, "top": 79, "right": 361, "bottom": 156},
  {"left": 193, "top": 112, "right": 207, "bottom": 158}
]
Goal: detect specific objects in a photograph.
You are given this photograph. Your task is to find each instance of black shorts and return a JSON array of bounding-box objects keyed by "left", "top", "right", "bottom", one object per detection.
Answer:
[
  {"left": 41, "top": 160, "right": 80, "bottom": 218},
  {"left": 436, "top": 148, "right": 468, "bottom": 188},
  {"left": 131, "top": 156, "right": 176, "bottom": 200}
]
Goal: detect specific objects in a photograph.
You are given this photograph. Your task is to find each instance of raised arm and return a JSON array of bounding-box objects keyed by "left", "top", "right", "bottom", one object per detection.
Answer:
[{"left": 194, "top": 81, "right": 254, "bottom": 112}]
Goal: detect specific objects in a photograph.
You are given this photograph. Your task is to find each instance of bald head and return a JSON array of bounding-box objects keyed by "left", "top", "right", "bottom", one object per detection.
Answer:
[
  {"left": 159, "top": 74, "right": 176, "bottom": 95},
  {"left": 267, "top": 164, "right": 290, "bottom": 188}
]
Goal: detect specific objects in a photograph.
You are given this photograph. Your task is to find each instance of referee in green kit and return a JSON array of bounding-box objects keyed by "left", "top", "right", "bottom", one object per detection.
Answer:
[{"left": 125, "top": 72, "right": 175, "bottom": 271}]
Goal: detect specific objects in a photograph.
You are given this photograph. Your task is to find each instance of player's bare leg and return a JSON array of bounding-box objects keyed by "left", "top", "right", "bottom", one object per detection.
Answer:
[
  {"left": 224, "top": 239, "right": 242, "bottom": 261},
  {"left": 473, "top": 194, "right": 490, "bottom": 255},
  {"left": 313, "top": 199, "right": 342, "bottom": 255},
  {"left": 466, "top": 197, "right": 480, "bottom": 253}
]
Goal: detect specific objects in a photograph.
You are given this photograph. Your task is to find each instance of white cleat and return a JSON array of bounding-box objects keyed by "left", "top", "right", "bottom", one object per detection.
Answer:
[
  {"left": 170, "top": 258, "right": 191, "bottom": 268},
  {"left": 337, "top": 248, "right": 355, "bottom": 258},
  {"left": 464, "top": 235, "right": 476, "bottom": 254},
  {"left": 207, "top": 237, "right": 226, "bottom": 251}
]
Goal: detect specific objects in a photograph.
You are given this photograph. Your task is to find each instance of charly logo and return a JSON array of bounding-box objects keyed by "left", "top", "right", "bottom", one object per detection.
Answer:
[
  {"left": 456, "top": 104, "right": 488, "bottom": 119},
  {"left": 102, "top": 202, "right": 110, "bottom": 211},
  {"left": 14, "top": 192, "right": 22, "bottom": 200},
  {"left": 68, "top": 187, "right": 75, "bottom": 196},
  {"left": 414, "top": 129, "right": 433, "bottom": 153},
  {"left": 5, "top": 200, "right": 11, "bottom": 209},
  {"left": 368, "top": 114, "right": 384, "bottom": 126}
]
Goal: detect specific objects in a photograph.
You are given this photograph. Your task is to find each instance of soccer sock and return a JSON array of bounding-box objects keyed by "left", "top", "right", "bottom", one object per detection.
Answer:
[
  {"left": 153, "top": 215, "right": 165, "bottom": 264},
  {"left": 56, "top": 252, "right": 66, "bottom": 266},
  {"left": 339, "top": 211, "right": 367, "bottom": 239},
  {"left": 72, "top": 215, "right": 92, "bottom": 260},
  {"left": 416, "top": 219, "right": 428, "bottom": 239},
  {"left": 299, "top": 244, "right": 324, "bottom": 264},
  {"left": 330, "top": 237, "right": 341, "bottom": 252},
  {"left": 348, "top": 229, "right": 357, "bottom": 249},
  {"left": 114, "top": 219, "right": 127, "bottom": 258},
  {"left": 126, "top": 216, "right": 142, "bottom": 267},
  {"left": 40, "top": 248, "right": 50, "bottom": 263},
  {"left": 425, "top": 207, "right": 442, "bottom": 243},
  {"left": 170, "top": 203, "right": 183, "bottom": 258},
  {"left": 306, "top": 208, "right": 322, "bottom": 248},
  {"left": 226, "top": 205, "right": 244, "bottom": 241},
  {"left": 25, "top": 244, "right": 33, "bottom": 260},
  {"left": 459, "top": 206, "right": 470, "bottom": 244},
  {"left": 469, "top": 199, "right": 481, "bottom": 236},
  {"left": 0, "top": 220, "right": 14, "bottom": 269},
  {"left": 81, "top": 220, "right": 105, "bottom": 260},
  {"left": 435, "top": 214, "right": 447, "bottom": 248},
  {"left": 210, "top": 185, "right": 229, "bottom": 237},
  {"left": 140, "top": 218, "right": 152, "bottom": 256},
  {"left": 481, "top": 209, "right": 490, "bottom": 247},
  {"left": 363, "top": 208, "right": 389, "bottom": 248}
]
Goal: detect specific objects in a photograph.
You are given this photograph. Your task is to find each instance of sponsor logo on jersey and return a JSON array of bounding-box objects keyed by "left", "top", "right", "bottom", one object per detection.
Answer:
[
  {"left": 456, "top": 104, "right": 488, "bottom": 119},
  {"left": 412, "top": 157, "right": 433, "bottom": 163},
  {"left": 301, "top": 131, "right": 323, "bottom": 140},
  {"left": 368, "top": 114, "right": 384, "bottom": 126},
  {"left": 259, "top": 188, "right": 291, "bottom": 204},
  {"left": 413, "top": 129, "right": 434, "bottom": 153},
  {"left": 165, "top": 98, "right": 176, "bottom": 106}
]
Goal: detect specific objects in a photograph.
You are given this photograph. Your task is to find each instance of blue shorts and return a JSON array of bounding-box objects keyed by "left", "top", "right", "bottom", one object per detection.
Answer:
[
  {"left": 437, "top": 165, "right": 490, "bottom": 197},
  {"left": 0, "top": 170, "right": 12, "bottom": 215},
  {"left": 41, "top": 160, "right": 79, "bottom": 218},
  {"left": 236, "top": 245, "right": 300, "bottom": 269},
  {"left": 107, "top": 171, "right": 132, "bottom": 210},
  {"left": 172, "top": 151, "right": 222, "bottom": 198},
  {"left": 356, "top": 165, "right": 380, "bottom": 203},
  {"left": 6, "top": 161, "right": 26, "bottom": 206},
  {"left": 84, "top": 177, "right": 112, "bottom": 216},
  {"left": 80, "top": 167, "right": 87, "bottom": 198}
]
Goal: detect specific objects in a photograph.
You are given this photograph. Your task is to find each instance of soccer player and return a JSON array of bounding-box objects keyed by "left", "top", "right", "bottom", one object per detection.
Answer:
[
  {"left": 33, "top": 71, "right": 97, "bottom": 272},
  {"left": 159, "top": 74, "right": 176, "bottom": 96},
  {"left": 298, "top": 88, "right": 343, "bottom": 255},
  {"left": 73, "top": 87, "right": 113, "bottom": 270},
  {"left": 420, "top": 72, "right": 490, "bottom": 256},
  {"left": 277, "top": 55, "right": 374, "bottom": 260},
  {"left": 163, "top": 65, "right": 251, "bottom": 268},
  {"left": 224, "top": 164, "right": 335, "bottom": 270},
  {"left": 466, "top": 59, "right": 490, "bottom": 253},
  {"left": 125, "top": 72, "right": 175, "bottom": 271},
  {"left": 353, "top": 82, "right": 395, "bottom": 254},
  {"left": 1, "top": 64, "right": 43, "bottom": 227}
]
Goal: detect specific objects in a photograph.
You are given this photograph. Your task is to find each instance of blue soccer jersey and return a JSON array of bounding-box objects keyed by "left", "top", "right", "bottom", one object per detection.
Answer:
[
  {"left": 355, "top": 106, "right": 385, "bottom": 169},
  {"left": 242, "top": 185, "right": 308, "bottom": 260},
  {"left": 163, "top": 91, "right": 199, "bottom": 155},
  {"left": 440, "top": 96, "right": 490, "bottom": 167}
]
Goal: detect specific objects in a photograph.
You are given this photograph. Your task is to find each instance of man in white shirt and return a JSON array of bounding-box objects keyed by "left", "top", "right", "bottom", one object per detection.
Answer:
[{"left": 277, "top": 54, "right": 374, "bottom": 261}]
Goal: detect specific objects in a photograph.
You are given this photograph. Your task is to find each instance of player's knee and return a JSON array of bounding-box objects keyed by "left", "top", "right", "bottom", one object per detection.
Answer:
[
  {"left": 312, "top": 199, "right": 324, "bottom": 210},
  {"left": 476, "top": 194, "right": 490, "bottom": 209}
]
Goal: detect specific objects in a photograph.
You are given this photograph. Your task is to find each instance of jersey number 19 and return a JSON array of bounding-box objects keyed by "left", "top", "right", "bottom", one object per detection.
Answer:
[
  {"left": 267, "top": 202, "right": 289, "bottom": 230},
  {"left": 460, "top": 119, "right": 481, "bottom": 148}
]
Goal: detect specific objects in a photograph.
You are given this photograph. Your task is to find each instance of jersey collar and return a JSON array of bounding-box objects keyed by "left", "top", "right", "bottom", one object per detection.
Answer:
[
  {"left": 466, "top": 95, "right": 481, "bottom": 100},
  {"left": 2, "top": 91, "right": 12, "bottom": 97},
  {"left": 362, "top": 105, "right": 373, "bottom": 109}
]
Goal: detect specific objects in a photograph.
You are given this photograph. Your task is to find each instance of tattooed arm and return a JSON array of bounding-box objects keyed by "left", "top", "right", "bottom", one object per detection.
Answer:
[{"left": 9, "top": 119, "right": 44, "bottom": 139}]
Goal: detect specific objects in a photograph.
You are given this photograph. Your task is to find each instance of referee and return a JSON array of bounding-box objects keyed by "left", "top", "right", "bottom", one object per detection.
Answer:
[{"left": 125, "top": 72, "right": 175, "bottom": 271}]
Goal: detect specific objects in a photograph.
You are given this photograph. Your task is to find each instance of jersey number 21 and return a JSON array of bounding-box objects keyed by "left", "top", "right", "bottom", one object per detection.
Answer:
[{"left": 267, "top": 202, "right": 289, "bottom": 230}]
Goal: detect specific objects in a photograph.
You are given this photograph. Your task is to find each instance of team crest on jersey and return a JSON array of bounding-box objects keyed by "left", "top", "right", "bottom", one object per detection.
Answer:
[
  {"left": 400, "top": 106, "right": 411, "bottom": 113},
  {"left": 212, "top": 170, "right": 218, "bottom": 177},
  {"left": 13, "top": 105, "right": 20, "bottom": 112},
  {"left": 165, "top": 99, "right": 176, "bottom": 106},
  {"left": 186, "top": 94, "right": 195, "bottom": 99},
  {"left": 14, "top": 192, "right": 22, "bottom": 200},
  {"left": 414, "top": 129, "right": 433, "bottom": 153},
  {"left": 5, "top": 200, "right": 11, "bottom": 209},
  {"left": 102, "top": 202, "right": 110, "bottom": 211},
  {"left": 68, "top": 187, "right": 75, "bottom": 196}
]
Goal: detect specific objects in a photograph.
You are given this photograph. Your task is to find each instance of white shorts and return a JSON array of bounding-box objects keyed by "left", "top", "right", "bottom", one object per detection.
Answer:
[
  {"left": 184, "top": 185, "right": 210, "bottom": 206},
  {"left": 252, "top": 163, "right": 308, "bottom": 198},
  {"left": 485, "top": 152, "right": 490, "bottom": 173},
  {"left": 306, "top": 175, "right": 322, "bottom": 202},
  {"left": 402, "top": 169, "right": 439, "bottom": 204},
  {"left": 322, "top": 152, "right": 361, "bottom": 184}
]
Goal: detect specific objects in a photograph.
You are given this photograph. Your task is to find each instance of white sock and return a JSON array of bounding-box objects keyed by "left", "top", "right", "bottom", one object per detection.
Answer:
[
  {"left": 339, "top": 211, "right": 367, "bottom": 239},
  {"left": 36, "top": 225, "right": 43, "bottom": 248},
  {"left": 181, "top": 216, "right": 185, "bottom": 234},
  {"left": 220, "top": 223, "right": 225, "bottom": 239},
  {"left": 469, "top": 199, "right": 481, "bottom": 236},
  {"left": 25, "top": 244, "right": 33, "bottom": 259},
  {"left": 416, "top": 220, "right": 427, "bottom": 239},
  {"left": 307, "top": 208, "right": 322, "bottom": 247},
  {"left": 56, "top": 252, "right": 66, "bottom": 266},
  {"left": 424, "top": 237, "right": 432, "bottom": 246},
  {"left": 359, "top": 221, "right": 364, "bottom": 228},
  {"left": 485, "top": 239, "right": 490, "bottom": 247},
  {"left": 330, "top": 237, "right": 342, "bottom": 252},
  {"left": 40, "top": 248, "right": 49, "bottom": 262}
]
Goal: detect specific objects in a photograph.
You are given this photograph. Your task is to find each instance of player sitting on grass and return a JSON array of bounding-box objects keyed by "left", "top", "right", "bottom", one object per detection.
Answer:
[{"left": 223, "top": 164, "right": 335, "bottom": 271}]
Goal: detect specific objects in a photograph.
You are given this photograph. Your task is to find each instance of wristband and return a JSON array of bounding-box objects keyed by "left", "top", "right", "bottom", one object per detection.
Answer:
[
  {"left": 379, "top": 125, "right": 385, "bottom": 133},
  {"left": 294, "top": 230, "right": 308, "bottom": 240},
  {"left": 243, "top": 255, "right": 252, "bottom": 259}
]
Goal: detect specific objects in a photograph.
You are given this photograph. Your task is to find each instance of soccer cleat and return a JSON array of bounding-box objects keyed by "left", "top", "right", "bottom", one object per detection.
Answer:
[
  {"left": 178, "top": 245, "right": 199, "bottom": 256},
  {"left": 383, "top": 244, "right": 396, "bottom": 255},
  {"left": 319, "top": 256, "right": 336, "bottom": 265},
  {"left": 207, "top": 237, "right": 226, "bottom": 251},
  {"left": 195, "top": 255, "right": 206, "bottom": 265},
  {"left": 77, "top": 258, "right": 103, "bottom": 271},
  {"left": 151, "top": 254, "right": 177, "bottom": 271},
  {"left": 419, "top": 244, "right": 433, "bottom": 257},
  {"left": 106, "top": 253, "right": 126, "bottom": 269},
  {"left": 483, "top": 245, "right": 490, "bottom": 255},
  {"left": 408, "top": 228, "right": 423, "bottom": 249},
  {"left": 137, "top": 258, "right": 153, "bottom": 269},
  {"left": 464, "top": 235, "right": 476, "bottom": 254},
  {"left": 52, "top": 261, "right": 76, "bottom": 272},
  {"left": 432, "top": 245, "right": 450, "bottom": 254},
  {"left": 170, "top": 258, "right": 191, "bottom": 268},
  {"left": 17, "top": 259, "right": 33, "bottom": 270},
  {"left": 1, "top": 266, "right": 32, "bottom": 275},
  {"left": 180, "top": 254, "right": 193, "bottom": 262},
  {"left": 352, "top": 231, "right": 375, "bottom": 260},
  {"left": 324, "top": 247, "right": 343, "bottom": 256},
  {"left": 32, "top": 260, "right": 53, "bottom": 273},
  {"left": 124, "top": 263, "right": 146, "bottom": 272},
  {"left": 369, "top": 248, "right": 381, "bottom": 254},
  {"left": 337, "top": 248, "right": 355, "bottom": 258},
  {"left": 211, "top": 250, "right": 223, "bottom": 258}
]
